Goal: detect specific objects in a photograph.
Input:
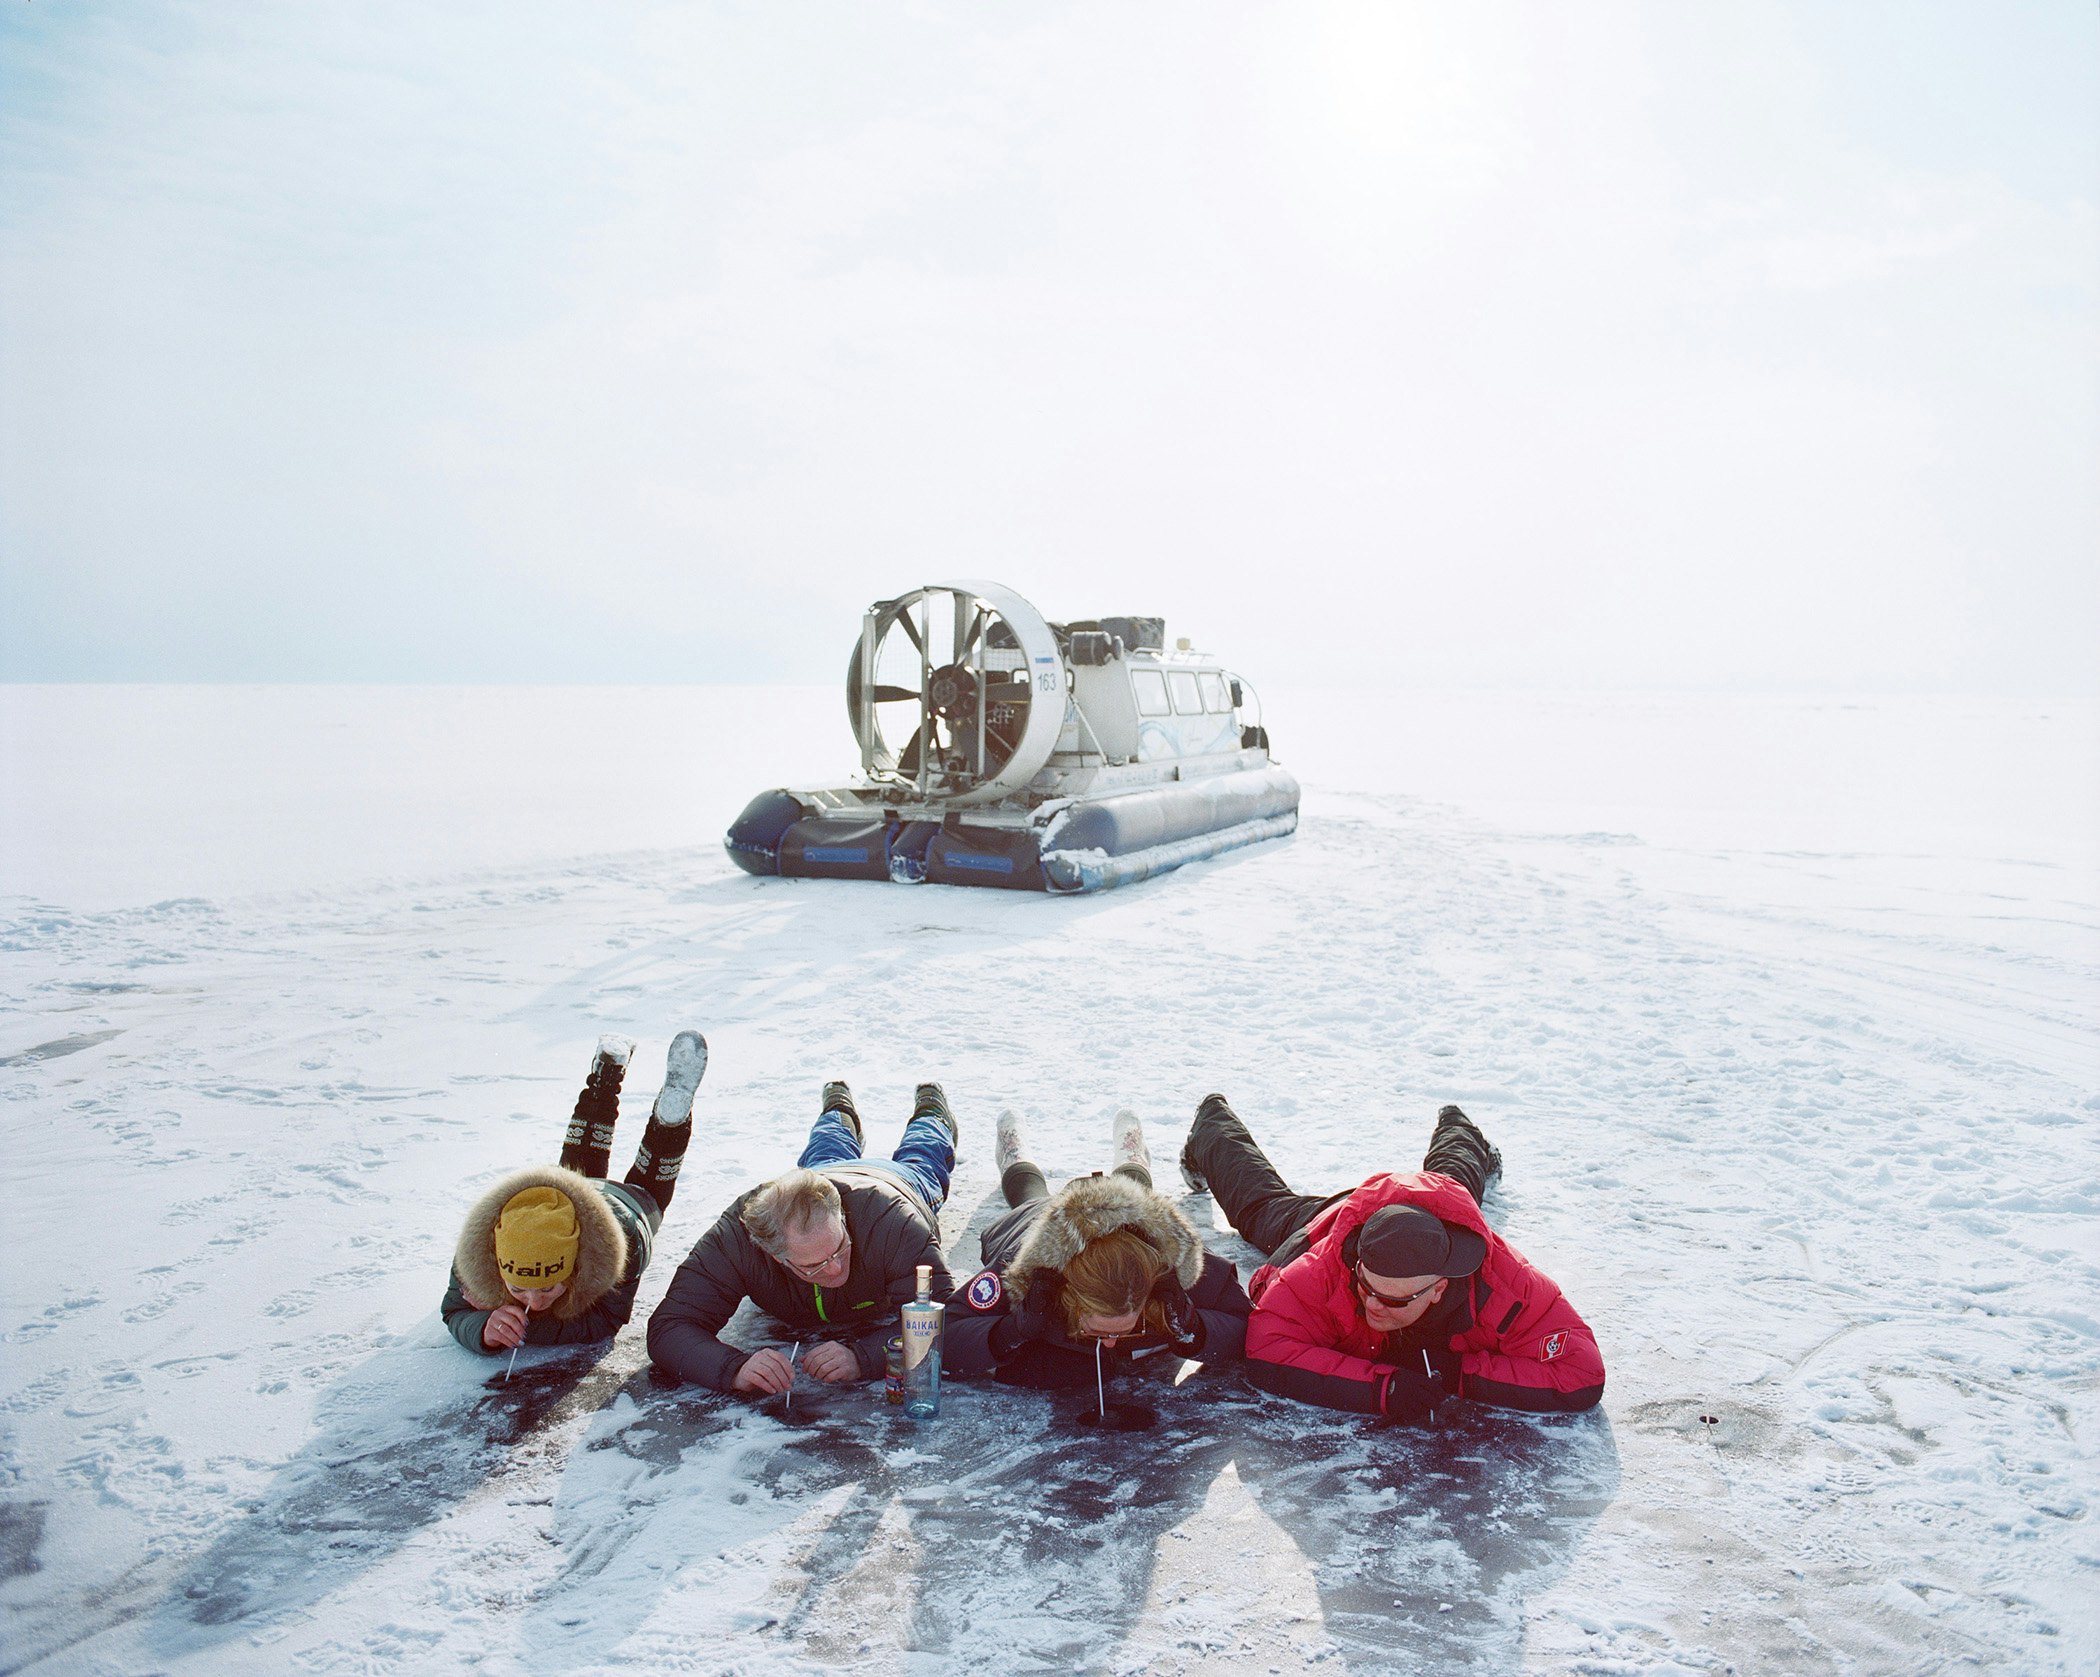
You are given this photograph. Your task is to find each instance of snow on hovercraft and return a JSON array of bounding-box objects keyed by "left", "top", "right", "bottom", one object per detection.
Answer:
[{"left": 724, "top": 581, "right": 1299, "bottom": 893}]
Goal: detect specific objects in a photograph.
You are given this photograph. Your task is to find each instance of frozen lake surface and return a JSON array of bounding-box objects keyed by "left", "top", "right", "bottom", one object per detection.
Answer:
[{"left": 2, "top": 685, "right": 2095, "bottom": 1675}]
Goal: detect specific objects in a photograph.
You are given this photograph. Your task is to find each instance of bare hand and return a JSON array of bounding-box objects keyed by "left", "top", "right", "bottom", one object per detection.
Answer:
[
  {"left": 482, "top": 1304, "right": 528, "bottom": 1351},
  {"left": 803, "top": 1341, "right": 861, "bottom": 1383},
  {"left": 733, "top": 1347, "right": 796, "bottom": 1396}
]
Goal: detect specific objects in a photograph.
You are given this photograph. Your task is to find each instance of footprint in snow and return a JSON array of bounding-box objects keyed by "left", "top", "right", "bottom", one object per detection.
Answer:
[
  {"left": 0, "top": 1371, "right": 69, "bottom": 1415},
  {"left": 125, "top": 1282, "right": 205, "bottom": 1324}
]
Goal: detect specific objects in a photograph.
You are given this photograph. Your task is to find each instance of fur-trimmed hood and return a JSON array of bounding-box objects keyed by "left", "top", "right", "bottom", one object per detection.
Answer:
[
  {"left": 1004, "top": 1172, "right": 1208, "bottom": 1301},
  {"left": 454, "top": 1165, "right": 628, "bottom": 1319}
]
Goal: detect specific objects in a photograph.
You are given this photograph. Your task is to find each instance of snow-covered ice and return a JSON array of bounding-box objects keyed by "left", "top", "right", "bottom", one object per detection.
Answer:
[{"left": 2, "top": 684, "right": 2095, "bottom": 1675}]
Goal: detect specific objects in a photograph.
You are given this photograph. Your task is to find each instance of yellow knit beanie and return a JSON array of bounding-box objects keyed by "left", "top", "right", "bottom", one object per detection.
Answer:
[{"left": 494, "top": 1187, "right": 579, "bottom": 1290}]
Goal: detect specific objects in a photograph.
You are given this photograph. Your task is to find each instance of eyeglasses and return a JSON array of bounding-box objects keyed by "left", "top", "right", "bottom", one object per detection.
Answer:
[
  {"left": 782, "top": 1225, "right": 850, "bottom": 1279},
  {"left": 1353, "top": 1266, "right": 1441, "bottom": 1310}
]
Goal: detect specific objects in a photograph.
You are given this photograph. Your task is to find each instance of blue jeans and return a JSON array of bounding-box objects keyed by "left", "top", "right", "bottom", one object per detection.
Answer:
[{"left": 798, "top": 1107, "right": 954, "bottom": 1213}]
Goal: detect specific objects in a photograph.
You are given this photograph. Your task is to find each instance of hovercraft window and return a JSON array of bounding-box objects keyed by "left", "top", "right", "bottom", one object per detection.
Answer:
[
  {"left": 1132, "top": 670, "right": 1171, "bottom": 716},
  {"left": 1168, "top": 672, "right": 1203, "bottom": 714},
  {"left": 1199, "top": 673, "right": 1230, "bottom": 712}
]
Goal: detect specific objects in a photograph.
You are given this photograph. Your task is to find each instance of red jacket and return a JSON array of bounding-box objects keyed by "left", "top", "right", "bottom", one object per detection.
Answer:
[{"left": 1246, "top": 1171, "right": 1604, "bottom": 1415}]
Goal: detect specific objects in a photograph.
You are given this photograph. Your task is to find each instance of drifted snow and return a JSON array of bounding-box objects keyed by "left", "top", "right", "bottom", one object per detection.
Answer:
[{"left": 1, "top": 686, "right": 2094, "bottom": 1675}]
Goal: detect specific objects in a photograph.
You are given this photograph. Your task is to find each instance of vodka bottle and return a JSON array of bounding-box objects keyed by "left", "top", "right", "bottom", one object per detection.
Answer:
[{"left": 900, "top": 1264, "right": 943, "bottom": 1418}]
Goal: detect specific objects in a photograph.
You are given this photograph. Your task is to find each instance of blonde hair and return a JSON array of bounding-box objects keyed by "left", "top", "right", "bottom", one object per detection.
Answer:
[
  {"left": 1057, "top": 1228, "right": 1171, "bottom": 1336},
  {"left": 742, "top": 1169, "right": 844, "bottom": 1259}
]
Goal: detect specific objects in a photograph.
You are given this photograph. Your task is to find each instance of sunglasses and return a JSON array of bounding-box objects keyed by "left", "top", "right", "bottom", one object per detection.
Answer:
[{"left": 1353, "top": 1266, "right": 1441, "bottom": 1310}]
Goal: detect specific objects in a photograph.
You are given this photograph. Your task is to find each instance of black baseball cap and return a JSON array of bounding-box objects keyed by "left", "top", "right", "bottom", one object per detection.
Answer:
[{"left": 1355, "top": 1205, "right": 1485, "bottom": 1280}]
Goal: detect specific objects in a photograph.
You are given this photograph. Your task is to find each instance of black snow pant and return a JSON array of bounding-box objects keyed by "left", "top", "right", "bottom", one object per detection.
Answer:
[
  {"left": 1002, "top": 1155, "right": 1151, "bottom": 1208},
  {"left": 1180, "top": 1094, "right": 1499, "bottom": 1264},
  {"left": 558, "top": 1050, "right": 689, "bottom": 1223}
]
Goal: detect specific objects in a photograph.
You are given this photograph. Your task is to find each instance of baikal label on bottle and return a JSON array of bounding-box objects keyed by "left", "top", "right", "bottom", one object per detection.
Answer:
[
  {"left": 900, "top": 1269, "right": 943, "bottom": 1418},
  {"left": 884, "top": 1335, "right": 905, "bottom": 1404}
]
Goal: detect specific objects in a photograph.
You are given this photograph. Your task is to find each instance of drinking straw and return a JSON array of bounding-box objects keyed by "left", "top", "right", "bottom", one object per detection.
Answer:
[
  {"left": 1095, "top": 1339, "right": 1106, "bottom": 1421},
  {"left": 505, "top": 1343, "right": 521, "bottom": 1384},
  {"left": 784, "top": 1342, "right": 800, "bottom": 1420}
]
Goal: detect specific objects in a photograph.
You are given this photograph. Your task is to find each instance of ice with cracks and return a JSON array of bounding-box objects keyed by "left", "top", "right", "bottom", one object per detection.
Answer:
[{"left": 1, "top": 687, "right": 2094, "bottom": 1675}]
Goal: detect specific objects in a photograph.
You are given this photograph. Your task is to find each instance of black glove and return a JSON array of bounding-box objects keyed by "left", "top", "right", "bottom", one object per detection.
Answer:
[
  {"left": 1380, "top": 1364, "right": 1449, "bottom": 1424},
  {"left": 989, "top": 1274, "right": 1061, "bottom": 1359},
  {"left": 1150, "top": 1272, "right": 1204, "bottom": 1353}
]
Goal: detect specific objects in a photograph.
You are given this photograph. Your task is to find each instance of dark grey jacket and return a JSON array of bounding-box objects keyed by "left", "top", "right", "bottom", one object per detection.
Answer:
[
  {"left": 944, "top": 1171, "right": 1251, "bottom": 1388},
  {"left": 646, "top": 1164, "right": 953, "bottom": 1392}
]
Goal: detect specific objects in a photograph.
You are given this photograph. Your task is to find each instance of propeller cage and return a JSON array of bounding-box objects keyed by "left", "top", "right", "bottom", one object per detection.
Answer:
[{"left": 845, "top": 580, "right": 1068, "bottom": 806}]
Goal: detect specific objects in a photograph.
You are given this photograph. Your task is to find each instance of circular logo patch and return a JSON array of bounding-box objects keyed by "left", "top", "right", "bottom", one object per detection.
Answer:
[{"left": 965, "top": 1269, "right": 1004, "bottom": 1310}]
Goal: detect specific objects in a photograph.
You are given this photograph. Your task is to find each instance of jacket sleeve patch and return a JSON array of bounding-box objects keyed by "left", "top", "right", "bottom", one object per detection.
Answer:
[
  {"left": 965, "top": 1269, "right": 1004, "bottom": 1310},
  {"left": 1541, "top": 1331, "right": 1565, "bottom": 1361}
]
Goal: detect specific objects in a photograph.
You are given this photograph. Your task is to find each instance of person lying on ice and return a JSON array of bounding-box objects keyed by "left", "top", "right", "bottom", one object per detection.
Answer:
[
  {"left": 443, "top": 1031, "right": 704, "bottom": 1355},
  {"left": 647, "top": 1081, "right": 957, "bottom": 1398},
  {"left": 943, "top": 1108, "right": 1250, "bottom": 1387},
  {"left": 1178, "top": 1095, "right": 1604, "bottom": 1422}
]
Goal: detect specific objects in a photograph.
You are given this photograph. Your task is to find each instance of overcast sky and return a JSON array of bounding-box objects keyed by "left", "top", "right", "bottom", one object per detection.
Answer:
[{"left": 2, "top": 1, "right": 2093, "bottom": 691}]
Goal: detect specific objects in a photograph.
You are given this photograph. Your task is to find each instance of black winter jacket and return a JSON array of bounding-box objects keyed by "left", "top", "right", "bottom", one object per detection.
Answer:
[
  {"left": 945, "top": 1172, "right": 1250, "bottom": 1388},
  {"left": 646, "top": 1164, "right": 953, "bottom": 1392}
]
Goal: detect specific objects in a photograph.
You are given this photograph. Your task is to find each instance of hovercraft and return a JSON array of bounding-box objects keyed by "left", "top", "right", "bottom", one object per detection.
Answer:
[{"left": 725, "top": 581, "right": 1299, "bottom": 894}]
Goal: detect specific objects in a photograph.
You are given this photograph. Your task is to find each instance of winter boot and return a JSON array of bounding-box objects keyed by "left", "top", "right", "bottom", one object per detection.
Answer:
[
  {"left": 995, "top": 1109, "right": 1026, "bottom": 1179},
  {"left": 1426, "top": 1103, "right": 1502, "bottom": 1202},
  {"left": 1179, "top": 1092, "right": 1233, "bottom": 1195},
  {"left": 1111, "top": 1108, "right": 1153, "bottom": 1190},
  {"left": 914, "top": 1082, "right": 958, "bottom": 1148},
  {"left": 995, "top": 1109, "right": 1046, "bottom": 1207},
  {"left": 652, "top": 1031, "right": 708, "bottom": 1125},
  {"left": 625, "top": 1031, "right": 705, "bottom": 1214},
  {"left": 561, "top": 1033, "right": 636, "bottom": 1178},
  {"left": 822, "top": 1080, "right": 863, "bottom": 1146}
]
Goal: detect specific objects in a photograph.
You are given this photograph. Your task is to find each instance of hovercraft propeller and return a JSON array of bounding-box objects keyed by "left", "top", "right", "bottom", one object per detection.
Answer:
[{"left": 845, "top": 582, "right": 1067, "bottom": 806}]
